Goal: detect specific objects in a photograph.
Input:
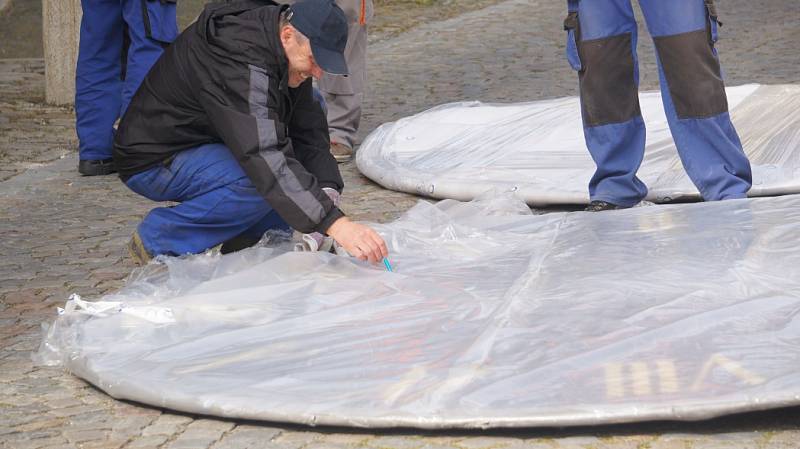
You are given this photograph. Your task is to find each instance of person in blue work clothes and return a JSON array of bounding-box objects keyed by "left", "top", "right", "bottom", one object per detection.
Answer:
[
  {"left": 114, "top": 0, "right": 389, "bottom": 265},
  {"left": 76, "top": 0, "right": 178, "bottom": 176},
  {"left": 563, "top": 0, "right": 752, "bottom": 211}
]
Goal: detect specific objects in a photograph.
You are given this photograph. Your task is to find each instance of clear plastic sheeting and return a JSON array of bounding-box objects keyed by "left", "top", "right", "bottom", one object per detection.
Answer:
[
  {"left": 36, "top": 194, "right": 800, "bottom": 428},
  {"left": 357, "top": 84, "right": 800, "bottom": 205}
]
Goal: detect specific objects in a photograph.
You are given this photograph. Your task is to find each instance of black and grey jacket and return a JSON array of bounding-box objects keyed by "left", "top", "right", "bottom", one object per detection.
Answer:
[{"left": 114, "top": 0, "right": 344, "bottom": 234}]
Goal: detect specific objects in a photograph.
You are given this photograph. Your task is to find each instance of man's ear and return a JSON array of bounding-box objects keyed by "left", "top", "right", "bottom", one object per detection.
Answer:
[{"left": 279, "top": 25, "right": 294, "bottom": 47}]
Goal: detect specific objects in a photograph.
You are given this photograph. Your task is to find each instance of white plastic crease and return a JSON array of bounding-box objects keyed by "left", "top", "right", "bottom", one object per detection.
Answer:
[
  {"left": 356, "top": 84, "right": 800, "bottom": 206},
  {"left": 57, "top": 294, "right": 174, "bottom": 323},
  {"left": 35, "top": 193, "right": 800, "bottom": 428}
]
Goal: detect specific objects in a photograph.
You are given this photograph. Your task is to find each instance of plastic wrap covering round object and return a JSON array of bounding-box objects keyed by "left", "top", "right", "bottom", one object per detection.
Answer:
[
  {"left": 36, "top": 194, "right": 800, "bottom": 428},
  {"left": 356, "top": 84, "right": 800, "bottom": 205}
]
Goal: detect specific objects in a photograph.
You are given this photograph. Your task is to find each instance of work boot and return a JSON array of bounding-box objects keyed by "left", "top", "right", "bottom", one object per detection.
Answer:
[
  {"left": 128, "top": 230, "right": 152, "bottom": 266},
  {"left": 330, "top": 141, "right": 353, "bottom": 163},
  {"left": 78, "top": 158, "right": 117, "bottom": 176},
  {"left": 584, "top": 200, "right": 627, "bottom": 212},
  {"left": 220, "top": 234, "right": 261, "bottom": 254}
]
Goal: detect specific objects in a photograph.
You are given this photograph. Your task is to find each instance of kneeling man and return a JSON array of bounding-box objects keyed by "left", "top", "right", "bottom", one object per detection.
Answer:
[{"left": 114, "top": 0, "right": 388, "bottom": 264}]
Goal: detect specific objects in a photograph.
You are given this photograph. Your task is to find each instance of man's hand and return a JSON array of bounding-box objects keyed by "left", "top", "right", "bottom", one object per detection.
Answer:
[{"left": 325, "top": 217, "right": 388, "bottom": 264}]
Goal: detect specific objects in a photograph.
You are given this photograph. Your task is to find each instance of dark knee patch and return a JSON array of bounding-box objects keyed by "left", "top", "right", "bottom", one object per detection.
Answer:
[
  {"left": 654, "top": 30, "right": 728, "bottom": 119},
  {"left": 578, "top": 33, "right": 641, "bottom": 127}
]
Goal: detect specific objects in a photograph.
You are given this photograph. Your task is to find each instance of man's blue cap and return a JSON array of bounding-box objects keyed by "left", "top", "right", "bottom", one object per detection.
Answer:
[{"left": 287, "top": 0, "right": 349, "bottom": 76}]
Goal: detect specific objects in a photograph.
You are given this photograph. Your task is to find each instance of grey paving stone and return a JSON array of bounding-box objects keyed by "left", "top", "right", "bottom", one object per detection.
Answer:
[
  {"left": 110, "top": 403, "right": 160, "bottom": 419},
  {"left": 365, "top": 435, "right": 425, "bottom": 449},
  {"left": 140, "top": 413, "right": 194, "bottom": 436},
  {"left": 456, "top": 436, "right": 525, "bottom": 448},
  {"left": 648, "top": 435, "right": 695, "bottom": 449},
  {"left": 708, "top": 431, "right": 771, "bottom": 442},
  {"left": 669, "top": 432, "right": 768, "bottom": 449},
  {"left": 317, "top": 432, "right": 372, "bottom": 446},
  {"left": 2, "top": 393, "right": 37, "bottom": 407},
  {"left": 43, "top": 397, "right": 83, "bottom": 409},
  {"left": 764, "top": 430, "right": 800, "bottom": 448},
  {"left": 303, "top": 442, "right": 354, "bottom": 449},
  {"left": 122, "top": 434, "right": 170, "bottom": 448},
  {"left": 210, "top": 425, "right": 282, "bottom": 449},
  {"left": 78, "top": 441, "right": 128, "bottom": 449},
  {"left": 502, "top": 441, "right": 556, "bottom": 449},
  {"left": 1, "top": 429, "right": 64, "bottom": 444},
  {"left": 183, "top": 418, "right": 236, "bottom": 435},
  {"left": 78, "top": 393, "right": 117, "bottom": 407},
  {"left": 109, "top": 415, "right": 157, "bottom": 435},
  {"left": 64, "top": 410, "right": 115, "bottom": 427},
  {"left": 414, "top": 444, "right": 461, "bottom": 449},
  {"left": 691, "top": 442, "right": 759, "bottom": 449},
  {"left": 593, "top": 436, "right": 654, "bottom": 449},
  {"left": 2, "top": 436, "right": 70, "bottom": 449},
  {"left": 269, "top": 430, "right": 321, "bottom": 448},
  {"left": 62, "top": 428, "right": 112, "bottom": 444},
  {"left": 26, "top": 368, "right": 67, "bottom": 381},
  {"left": 162, "top": 420, "right": 235, "bottom": 449},
  {"left": 549, "top": 435, "right": 605, "bottom": 447},
  {"left": 12, "top": 417, "right": 65, "bottom": 433},
  {"left": 165, "top": 437, "right": 221, "bottom": 449},
  {"left": 1, "top": 410, "right": 41, "bottom": 427}
]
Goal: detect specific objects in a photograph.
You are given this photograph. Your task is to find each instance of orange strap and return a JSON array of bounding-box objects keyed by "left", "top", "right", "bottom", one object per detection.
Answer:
[{"left": 359, "top": 0, "right": 366, "bottom": 25}]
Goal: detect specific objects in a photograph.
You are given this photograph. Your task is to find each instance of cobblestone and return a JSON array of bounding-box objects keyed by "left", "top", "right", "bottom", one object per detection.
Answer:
[
  {"left": 303, "top": 442, "right": 353, "bottom": 449},
  {"left": 210, "top": 425, "right": 283, "bottom": 449},
  {"left": 502, "top": 442, "right": 552, "bottom": 449},
  {"left": 63, "top": 428, "right": 113, "bottom": 444},
  {"left": 2, "top": 437, "right": 70, "bottom": 449},
  {"left": 414, "top": 443, "right": 461, "bottom": 449},
  {"left": 367, "top": 435, "right": 426, "bottom": 449},
  {"left": 47, "top": 404, "right": 109, "bottom": 418},
  {"left": 318, "top": 432, "right": 372, "bottom": 446},
  {"left": 455, "top": 436, "right": 526, "bottom": 448},
  {"left": 140, "top": 413, "right": 195, "bottom": 436},
  {"left": 1, "top": 0, "right": 800, "bottom": 448},
  {"left": 269, "top": 430, "right": 322, "bottom": 447},
  {"left": 122, "top": 434, "right": 170, "bottom": 448},
  {"left": 763, "top": 431, "right": 800, "bottom": 448}
]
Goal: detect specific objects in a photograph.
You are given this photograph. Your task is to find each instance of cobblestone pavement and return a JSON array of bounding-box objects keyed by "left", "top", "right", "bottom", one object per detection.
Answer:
[{"left": 2, "top": 0, "right": 800, "bottom": 448}]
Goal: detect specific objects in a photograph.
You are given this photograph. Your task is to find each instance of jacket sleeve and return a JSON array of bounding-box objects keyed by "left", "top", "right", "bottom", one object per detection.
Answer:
[
  {"left": 288, "top": 81, "right": 344, "bottom": 193},
  {"left": 197, "top": 64, "right": 344, "bottom": 234}
]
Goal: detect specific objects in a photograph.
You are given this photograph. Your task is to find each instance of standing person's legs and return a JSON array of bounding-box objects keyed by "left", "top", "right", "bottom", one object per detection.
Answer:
[
  {"left": 75, "top": 0, "right": 124, "bottom": 175},
  {"left": 639, "top": 0, "right": 751, "bottom": 201},
  {"left": 565, "top": 0, "right": 647, "bottom": 208},
  {"left": 125, "top": 143, "right": 289, "bottom": 259},
  {"left": 120, "top": 0, "right": 178, "bottom": 116},
  {"left": 318, "top": 0, "right": 373, "bottom": 162}
]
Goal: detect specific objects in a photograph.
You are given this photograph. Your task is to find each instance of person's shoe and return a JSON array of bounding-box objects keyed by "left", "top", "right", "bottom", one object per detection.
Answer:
[
  {"left": 220, "top": 234, "right": 261, "bottom": 254},
  {"left": 78, "top": 158, "right": 117, "bottom": 176},
  {"left": 584, "top": 200, "right": 627, "bottom": 212},
  {"left": 128, "top": 230, "right": 152, "bottom": 266},
  {"left": 330, "top": 142, "right": 353, "bottom": 163}
]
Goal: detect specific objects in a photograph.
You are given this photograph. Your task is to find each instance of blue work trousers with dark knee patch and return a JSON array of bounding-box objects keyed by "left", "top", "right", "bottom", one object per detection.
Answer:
[
  {"left": 75, "top": 0, "right": 177, "bottom": 161},
  {"left": 125, "top": 143, "right": 290, "bottom": 257},
  {"left": 564, "top": 0, "right": 752, "bottom": 206}
]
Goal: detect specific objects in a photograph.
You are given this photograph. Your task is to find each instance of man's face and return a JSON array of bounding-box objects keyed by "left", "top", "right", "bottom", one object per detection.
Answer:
[{"left": 281, "top": 26, "right": 324, "bottom": 88}]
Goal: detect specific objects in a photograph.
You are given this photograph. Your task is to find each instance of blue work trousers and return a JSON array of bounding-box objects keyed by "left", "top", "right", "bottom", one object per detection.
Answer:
[
  {"left": 125, "top": 143, "right": 290, "bottom": 257},
  {"left": 75, "top": 0, "right": 177, "bottom": 161},
  {"left": 564, "top": 0, "right": 752, "bottom": 206}
]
